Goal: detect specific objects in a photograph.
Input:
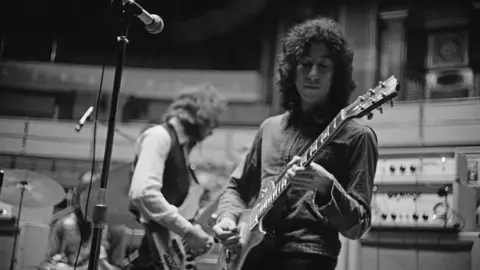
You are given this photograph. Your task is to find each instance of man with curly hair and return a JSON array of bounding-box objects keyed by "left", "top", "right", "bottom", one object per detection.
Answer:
[
  {"left": 213, "top": 16, "right": 378, "bottom": 270},
  {"left": 128, "top": 84, "right": 228, "bottom": 269}
]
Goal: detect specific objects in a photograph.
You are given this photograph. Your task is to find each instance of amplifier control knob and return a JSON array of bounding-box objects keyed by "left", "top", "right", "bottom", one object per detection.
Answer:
[
  {"left": 422, "top": 213, "right": 429, "bottom": 221},
  {"left": 381, "top": 213, "right": 388, "bottom": 220},
  {"left": 391, "top": 213, "right": 397, "bottom": 220},
  {"left": 412, "top": 213, "right": 419, "bottom": 221},
  {"left": 389, "top": 165, "right": 396, "bottom": 173},
  {"left": 410, "top": 165, "right": 416, "bottom": 173},
  {"left": 399, "top": 165, "right": 406, "bottom": 173}
]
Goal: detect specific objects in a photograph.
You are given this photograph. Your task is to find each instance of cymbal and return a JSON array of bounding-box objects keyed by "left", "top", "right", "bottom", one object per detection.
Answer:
[{"left": 0, "top": 169, "right": 65, "bottom": 208}]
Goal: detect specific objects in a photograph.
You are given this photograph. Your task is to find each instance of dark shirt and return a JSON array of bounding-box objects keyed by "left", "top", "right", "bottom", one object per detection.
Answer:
[
  {"left": 216, "top": 112, "right": 378, "bottom": 258},
  {"left": 39, "top": 207, "right": 126, "bottom": 268}
]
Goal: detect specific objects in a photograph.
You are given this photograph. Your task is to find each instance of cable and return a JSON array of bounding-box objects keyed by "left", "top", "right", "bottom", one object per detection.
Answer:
[{"left": 72, "top": 62, "right": 106, "bottom": 269}]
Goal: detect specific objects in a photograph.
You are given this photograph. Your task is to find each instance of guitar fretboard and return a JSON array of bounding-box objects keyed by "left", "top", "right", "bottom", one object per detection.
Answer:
[{"left": 250, "top": 109, "right": 347, "bottom": 227}]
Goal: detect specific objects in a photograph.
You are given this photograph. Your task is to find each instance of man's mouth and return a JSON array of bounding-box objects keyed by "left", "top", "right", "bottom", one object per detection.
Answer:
[{"left": 304, "top": 84, "right": 320, "bottom": 89}]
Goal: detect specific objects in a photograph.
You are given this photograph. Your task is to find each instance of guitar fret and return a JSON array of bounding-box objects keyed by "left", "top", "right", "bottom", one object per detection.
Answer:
[{"left": 310, "top": 139, "right": 318, "bottom": 155}]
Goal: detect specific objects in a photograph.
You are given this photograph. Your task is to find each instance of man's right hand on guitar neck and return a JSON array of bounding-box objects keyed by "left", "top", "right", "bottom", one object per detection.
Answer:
[
  {"left": 184, "top": 224, "right": 213, "bottom": 252},
  {"left": 213, "top": 217, "right": 242, "bottom": 250}
]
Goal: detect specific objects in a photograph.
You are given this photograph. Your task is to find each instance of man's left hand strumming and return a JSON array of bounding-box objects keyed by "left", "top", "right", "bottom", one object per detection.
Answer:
[{"left": 286, "top": 156, "right": 335, "bottom": 201}]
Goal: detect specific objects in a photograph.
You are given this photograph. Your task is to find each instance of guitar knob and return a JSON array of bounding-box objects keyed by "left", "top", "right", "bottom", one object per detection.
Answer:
[{"left": 211, "top": 213, "right": 218, "bottom": 221}]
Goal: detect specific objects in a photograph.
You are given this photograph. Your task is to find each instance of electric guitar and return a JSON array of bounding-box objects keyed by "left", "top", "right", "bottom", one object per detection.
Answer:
[
  {"left": 216, "top": 76, "right": 399, "bottom": 270},
  {"left": 124, "top": 186, "right": 224, "bottom": 270}
]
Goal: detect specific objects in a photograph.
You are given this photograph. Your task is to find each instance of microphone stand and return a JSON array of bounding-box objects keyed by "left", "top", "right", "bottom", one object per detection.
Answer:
[{"left": 87, "top": 2, "right": 132, "bottom": 269}]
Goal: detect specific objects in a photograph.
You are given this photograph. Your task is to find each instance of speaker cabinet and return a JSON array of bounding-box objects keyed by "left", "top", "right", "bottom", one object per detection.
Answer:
[
  {"left": 427, "top": 30, "right": 469, "bottom": 69},
  {"left": 425, "top": 68, "right": 474, "bottom": 99}
]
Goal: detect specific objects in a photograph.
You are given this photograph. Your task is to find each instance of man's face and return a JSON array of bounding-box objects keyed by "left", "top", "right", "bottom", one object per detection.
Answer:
[{"left": 295, "top": 43, "right": 334, "bottom": 112}]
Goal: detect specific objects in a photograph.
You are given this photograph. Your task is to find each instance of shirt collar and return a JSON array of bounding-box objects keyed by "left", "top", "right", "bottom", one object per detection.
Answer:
[{"left": 168, "top": 118, "right": 189, "bottom": 146}]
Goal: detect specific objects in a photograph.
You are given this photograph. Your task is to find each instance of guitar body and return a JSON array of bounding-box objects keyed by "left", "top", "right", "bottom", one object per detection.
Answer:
[
  {"left": 135, "top": 188, "right": 223, "bottom": 270},
  {"left": 144, "top": 221, "right": 187, "bottom": 270},
  {"left": 216, "top": 209, "right": 272, "bottom": 270}
]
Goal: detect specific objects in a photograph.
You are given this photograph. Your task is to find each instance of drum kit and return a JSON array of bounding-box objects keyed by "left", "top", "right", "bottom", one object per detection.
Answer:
[
  {"left": 0, "top": 169, "right": 65, "bottom": 270},
  {"left": 0, "top": 165, "right": 142, "bottom": 270}
]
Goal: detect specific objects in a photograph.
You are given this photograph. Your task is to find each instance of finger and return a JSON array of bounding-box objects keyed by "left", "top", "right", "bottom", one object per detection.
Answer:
[
  {"left": 294, "top": 174, "right": 314, "bottom": 181},
  {"left": 287, "top": 156, "right": 301, "bottom": 167},
  {"left": 221, "top": 235, "right": 241, "bottom": 246},
  {"left": 286, "top": 169, "right": 296, "bottom": 179},
  {"left": 308, "top": 162, "right": 326, "bottom": 173},
  {"left": 216, "top": 230, "right": 239, "bottom": 240}
]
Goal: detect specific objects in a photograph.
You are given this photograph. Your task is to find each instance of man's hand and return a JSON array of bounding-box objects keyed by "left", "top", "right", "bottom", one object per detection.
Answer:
[
  {"left": 183, "top": 224, "right": 213, "bottom": 253},
  {"left": 212, "top": 217, "right": 241, "bottom": 250},
  {"left": 285, "top": 156, "right": 334, "bottom": 195}
]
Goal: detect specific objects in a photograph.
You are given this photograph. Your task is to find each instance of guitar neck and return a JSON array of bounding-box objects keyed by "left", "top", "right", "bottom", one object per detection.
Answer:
[
  {"left": 193, "top": 190, "right": 225, "bottom": 232},
  {"left": 251, "top": 110, "right": 348, "bottom": 225}
]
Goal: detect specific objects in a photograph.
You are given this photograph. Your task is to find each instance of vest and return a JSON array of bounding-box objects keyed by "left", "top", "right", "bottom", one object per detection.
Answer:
[{"left": 129, "top": 122, "right": 194, "bottom": 217}]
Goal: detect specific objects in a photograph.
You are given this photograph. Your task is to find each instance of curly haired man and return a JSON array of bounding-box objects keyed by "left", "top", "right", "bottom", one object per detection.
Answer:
[{"left": 213, "top": 16, "right": 379, "bottom": 270}]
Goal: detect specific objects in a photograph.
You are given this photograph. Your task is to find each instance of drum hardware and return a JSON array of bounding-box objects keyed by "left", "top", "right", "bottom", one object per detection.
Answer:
[{"left": 0, "top": 169, "right": 65, "bottom": 270}]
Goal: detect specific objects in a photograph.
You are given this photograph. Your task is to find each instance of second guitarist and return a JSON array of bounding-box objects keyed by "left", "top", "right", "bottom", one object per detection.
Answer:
[
  {"left": 129, "top": 84, "right": 227, "bottom": 270},
  {"left": 213, "top": 16, "right": 379, "bottom": 270}
]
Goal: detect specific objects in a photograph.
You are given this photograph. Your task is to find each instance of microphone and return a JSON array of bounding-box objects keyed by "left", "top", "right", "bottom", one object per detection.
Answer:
[
  {"left": 124, "top": 0, "right": 164, "bottom": 34},
  {"left": 75, "top": 106, "right": 94, "bottom": 132}
]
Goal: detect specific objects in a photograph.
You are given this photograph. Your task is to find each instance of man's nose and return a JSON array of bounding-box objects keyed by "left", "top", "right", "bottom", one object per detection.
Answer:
[{"left": 308, "top": 64, "right": 319, "bottom": 81}]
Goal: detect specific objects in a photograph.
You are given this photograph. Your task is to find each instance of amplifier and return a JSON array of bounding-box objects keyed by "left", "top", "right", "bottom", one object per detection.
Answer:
[
  {"left": 375, "top": 156, "right": 458, "bottom": 184},
  {"left": 372, "top": 151, "right": 477, "bottom": 231},
  {"left": 0, "top": 215, "right": 17, "bottom": 237}
]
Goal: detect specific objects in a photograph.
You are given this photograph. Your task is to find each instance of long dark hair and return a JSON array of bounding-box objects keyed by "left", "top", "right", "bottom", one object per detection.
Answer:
[{"left": 276, "top": 16, "right": 356, "bottom": 128}]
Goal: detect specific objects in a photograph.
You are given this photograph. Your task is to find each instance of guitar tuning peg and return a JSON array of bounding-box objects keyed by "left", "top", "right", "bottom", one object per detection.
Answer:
[
  {"left": 368, "top": 89, "right": 375, "bottom": 95},
  {"left": 379, "top": 81, "right": 386, "bottom": 88},
  {"left": 389, "top": 100, "right": 394, "bottom": 107},
  {"left": 377, "top": 107, "right": 383, "bottom": 114},
  {"left": 367, "top": 112, "right": 374, "bottom": 120}
]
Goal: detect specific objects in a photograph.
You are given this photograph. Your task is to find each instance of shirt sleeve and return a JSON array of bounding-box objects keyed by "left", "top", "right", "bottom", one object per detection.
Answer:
[
  {"left": 216, "top": 127, "right": 263, "bottom": 222},
  {"left": 129, "top": 126, "right": 194, "bottom": 237},
  {"left": 313, "top": 126, "right": 378, "bottom": 240}
]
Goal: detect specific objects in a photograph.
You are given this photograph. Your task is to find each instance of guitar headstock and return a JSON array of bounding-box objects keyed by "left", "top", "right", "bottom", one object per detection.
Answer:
[{"left": 344, "top": 75, "right": 399, "bottom": 120}]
